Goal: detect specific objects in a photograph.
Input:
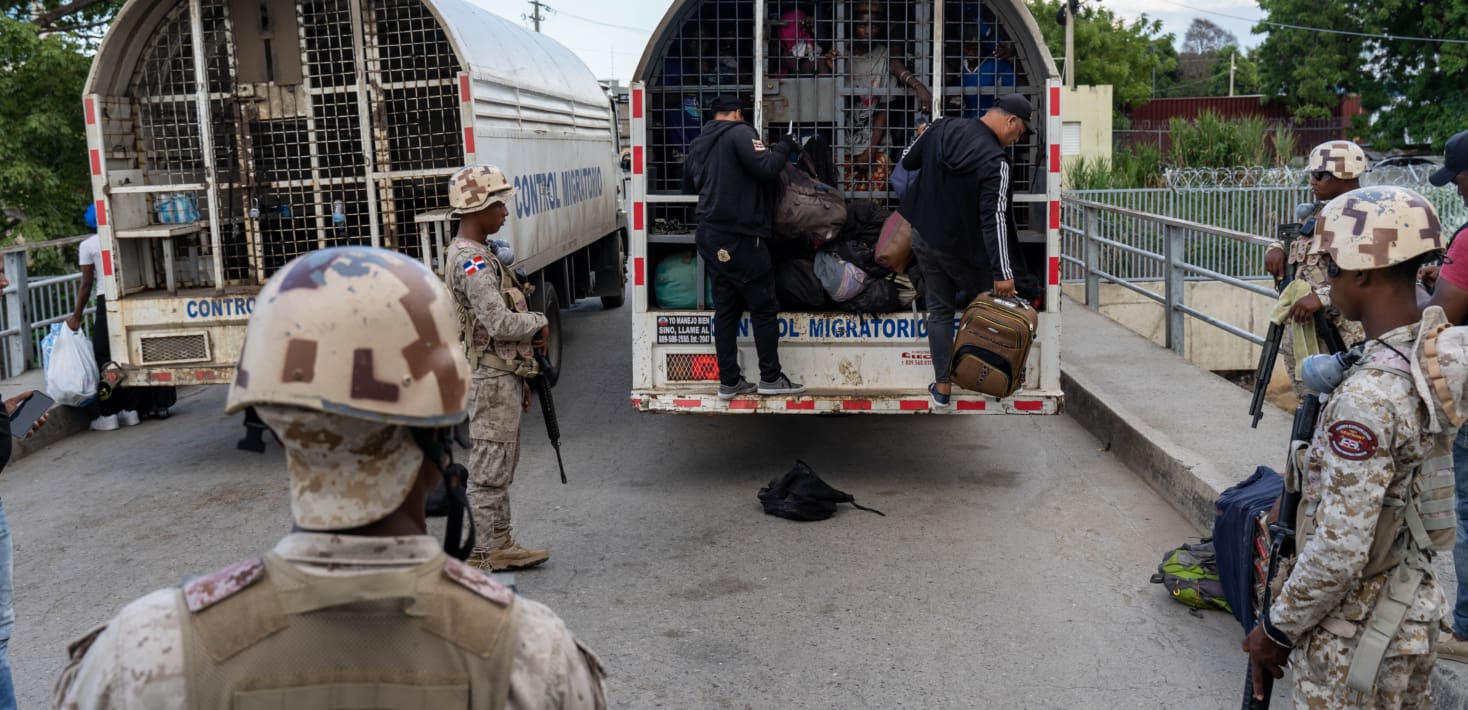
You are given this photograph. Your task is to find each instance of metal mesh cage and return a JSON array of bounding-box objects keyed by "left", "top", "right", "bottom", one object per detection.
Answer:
[
  {"left": 138, "top": 332, "right": 211, "bottom": 364},
  {"left": 665, "top": 352, "right": 720, "bottom": 381}
]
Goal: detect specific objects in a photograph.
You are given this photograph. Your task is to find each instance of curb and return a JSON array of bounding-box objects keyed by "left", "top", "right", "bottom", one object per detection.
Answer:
[{"left": 9, "top": 403, "right": 91, "bottom": 466}]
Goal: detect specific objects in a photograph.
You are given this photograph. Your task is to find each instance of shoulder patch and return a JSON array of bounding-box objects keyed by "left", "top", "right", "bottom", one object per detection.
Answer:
[
  {"left": 462, "top": 255, "right": 489, "bottom": 276},
  {"left": 183, "top": 558, "right": 265, "bottom": 613},
  {"left": 1328, "top": 420, "right": 1379, "bottom": 461},
  {"left": 443, "top": 558, "right": 514, "bottom": 606},
  {"left": 751, "top": 138, "right": 766, "bottom": 152}
]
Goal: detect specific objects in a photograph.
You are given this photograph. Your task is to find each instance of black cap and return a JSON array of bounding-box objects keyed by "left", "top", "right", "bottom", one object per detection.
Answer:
[
  {"left": 987, "top": 93, "right": 1034, "bottom": 132},
  {"left": 1430, "top": 130, "right": 1468, "bottom": 187},
  {"left": 707, "top": 95, "right": 744, "bottom": 114}
]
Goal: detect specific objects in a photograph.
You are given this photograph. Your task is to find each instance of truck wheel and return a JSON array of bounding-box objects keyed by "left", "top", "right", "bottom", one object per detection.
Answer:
[
  {"left": 542, "top": 283, "right": 563, "bottom": 387},
  {"left": 601, "top": 292, "right": 625, "bottom": 309},
  {"left": 601, "top": 232, "right": 626, "bottom": 309}
]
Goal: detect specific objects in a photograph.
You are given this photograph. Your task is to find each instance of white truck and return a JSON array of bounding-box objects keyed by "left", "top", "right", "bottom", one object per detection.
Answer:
[
  {"left": 81, "top": 0, "right": 625, "bottom": 387},
  {"left": 628, "top": 0, "right": 1062, "bottom": 413}
]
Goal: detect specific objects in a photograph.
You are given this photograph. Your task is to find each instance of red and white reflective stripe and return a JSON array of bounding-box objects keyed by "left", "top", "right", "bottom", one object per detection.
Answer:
[
  {"left": 632, "top": 146, "right": 644, "bottom": 175},
  {"left": 1049, "top": 200, "right": 1061, "bottom": 230},
  {"left": 89, "top": 150, "right": 102, "bottom": 176},
  {"left": 101, "top": 249, "right": 113, "bottom": 277},
  {"left": 842, "top": 400, "right": 871, "bottom": 411},
  {"left": 459, "top": 74, "right": 475, "bottom": 156},
  {"left": 1048, "top": 256, "right": 1060, "bottom": 286},
  {"left": 93, "top": 200, "right": 107, "bottom": 227},
  {"left": 631, "top": 88, "right": 643, "bottom": 119},
  {"left": 729, "top": 399, "right": 758, "bottom": 410},
  {"left": 1049, "top": 144, "right": 1061, "bottom": 174},
  {"left": 633, "top": 201, "right": 644, "bottom": 231},
  {"left": 786, "top": 400, "right": 815, "bottom": 411},
  {"left": 463, "top": 128, "right": 476, "bottom": 155},
  {"left": 1015, "top": 400, "right": 1044, "bottom": 412},
  {"left": 957, "top": 400, "right": 986, "bottom": 411},
  {"left": 150, "top": 371, "right": 174, "bottom": 383},
  {"left": 1049, "top": 86, "right": 1061, "bottom": 117},
  {"left": 84, "top": 97, "right": 96, "bottom": 126},
  {"left": 634, "top": 257, "right": 645, "bottom": 286},
  {"left": 674, "top": 398, "right": 701, "bottom": 408},
  {"left": 900, "top": 400, "right": 928, "bottom": 411},
  {"left": 459, "top": 75, "right": 471, "bottom": 102}
]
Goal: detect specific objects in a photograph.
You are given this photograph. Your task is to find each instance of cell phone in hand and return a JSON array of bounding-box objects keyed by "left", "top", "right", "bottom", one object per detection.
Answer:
[{"left": 9, "top": 391, "right": 52, "bottom": 439}]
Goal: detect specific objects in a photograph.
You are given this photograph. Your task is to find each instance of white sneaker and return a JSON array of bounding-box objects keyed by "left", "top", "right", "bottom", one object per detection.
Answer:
[
  {"left": 90, "top": 415, "right": 119, "bottom": 431},
  {"left": 118, "top": 410, "right": 140, "bottom": 427}
]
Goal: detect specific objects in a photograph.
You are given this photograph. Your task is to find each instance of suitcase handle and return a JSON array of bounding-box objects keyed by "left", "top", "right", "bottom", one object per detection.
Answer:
[{"left": 983, "top": 292, "right": 1030, "bottom": 311}]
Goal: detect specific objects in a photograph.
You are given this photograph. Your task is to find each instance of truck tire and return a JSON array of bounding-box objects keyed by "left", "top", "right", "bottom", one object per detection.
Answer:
[
  {"left": 601, "top": 291, "right": 625, "bottom": 309},
  {"left": 542, "top": 283, "right": 563, "bottom": 388},
  {"left": 600, "top": 232, "right": 626, "bottom": 309}
]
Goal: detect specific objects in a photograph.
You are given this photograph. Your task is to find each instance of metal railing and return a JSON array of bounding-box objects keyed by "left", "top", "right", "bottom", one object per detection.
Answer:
[
  {"left": 1062, "top": 197, "right": 1276, "bottom": 356},
  {"left": 0, "top": 236, "right": 94, "bottom": 378}
]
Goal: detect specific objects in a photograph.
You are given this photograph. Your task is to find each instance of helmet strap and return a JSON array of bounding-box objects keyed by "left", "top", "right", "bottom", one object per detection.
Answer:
[{"left": 413, "top": 428, "right": 477, "bottom": 561}]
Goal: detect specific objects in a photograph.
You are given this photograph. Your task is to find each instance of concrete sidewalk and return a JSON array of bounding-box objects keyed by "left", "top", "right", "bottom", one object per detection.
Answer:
[{"left": 1059, "top": 295, "right": 1468, "bottom": 708}]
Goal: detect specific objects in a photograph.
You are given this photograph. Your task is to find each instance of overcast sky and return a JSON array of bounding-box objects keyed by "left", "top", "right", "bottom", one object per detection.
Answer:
[{"left": 465, "top": 0, "right": 1268, "bottom": 84}]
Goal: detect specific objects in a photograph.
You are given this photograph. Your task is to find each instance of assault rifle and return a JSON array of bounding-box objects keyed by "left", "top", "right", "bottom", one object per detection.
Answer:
[
  {"left": 1250, "top": 223, "right": 1302, "bottom": 428},
  {"left": 1243, "top": 391, "right": 1321, "bottom": 708},
  {"left": 531, "top": 351, "right": 567, "bottom": 485}
]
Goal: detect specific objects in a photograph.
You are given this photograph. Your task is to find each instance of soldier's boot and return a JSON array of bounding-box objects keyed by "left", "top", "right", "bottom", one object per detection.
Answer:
[
  {"left": 487, "top": 529, "right": 549, "bottom": 571},
  {"left": 466, "top": 546, "right": 496, "bottom": 572},
  {"left": 1440, "top": 621, "right": 1468, "bottom": 663}
]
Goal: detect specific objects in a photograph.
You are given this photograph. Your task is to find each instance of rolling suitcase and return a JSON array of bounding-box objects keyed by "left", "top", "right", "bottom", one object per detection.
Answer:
[{"left": 950, "top": 293, "right": 1038, "bottom": 398}]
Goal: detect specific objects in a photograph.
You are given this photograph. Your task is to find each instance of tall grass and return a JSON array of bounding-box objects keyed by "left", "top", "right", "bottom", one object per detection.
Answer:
[
  {"left": 1168, "top": 111, "right": 1270, "bottom": 168},
  {"left": 1065, "top": 144, "right": 1164, "bottom": 190}
]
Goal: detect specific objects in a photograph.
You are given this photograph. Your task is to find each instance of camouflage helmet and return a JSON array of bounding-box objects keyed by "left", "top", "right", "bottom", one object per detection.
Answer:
[
  {"left": 448, "top": 164, "right": 515, "bottom": 217},
  {"left": 1306, "top": 140, "right": 1368, "bottom": 180},
  {"left": 225, "top": 247, "right": 471, "bottom": 528},
  {"left": 1310, "top": 186, "right": 1444, "bottom": 271}
]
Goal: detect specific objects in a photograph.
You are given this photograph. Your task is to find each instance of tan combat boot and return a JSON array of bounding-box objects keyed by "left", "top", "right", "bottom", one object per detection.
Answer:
[
  {"left": 466, "top": 546, "right": 496, "bottom": 572},
  {"left": 487, "top": 529, "right": 549, "bottom": 571}
]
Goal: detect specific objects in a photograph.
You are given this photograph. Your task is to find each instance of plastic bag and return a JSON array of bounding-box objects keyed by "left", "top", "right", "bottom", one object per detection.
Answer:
[{"left": 42, "top": 323, "right": 99, "bottom": 406}]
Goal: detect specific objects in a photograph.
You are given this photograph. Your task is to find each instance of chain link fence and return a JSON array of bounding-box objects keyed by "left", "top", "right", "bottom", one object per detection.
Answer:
[{"left": 1064, "top": 170, "right": 1468, "bottom": 283}]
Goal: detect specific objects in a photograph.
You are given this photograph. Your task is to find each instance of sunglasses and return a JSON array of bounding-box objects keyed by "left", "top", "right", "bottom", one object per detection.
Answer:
[
  {"left": 1310, "top": 171, "right": 1333, "bottom": 182},
  {"left": 1323, "top": 253, "right": 1342, "bottom": 278}
]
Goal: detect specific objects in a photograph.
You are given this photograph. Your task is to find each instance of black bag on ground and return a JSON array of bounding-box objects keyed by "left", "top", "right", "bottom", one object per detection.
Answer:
[
  {"left": 775, "top": 259, "right": 830, "bottom": 311},
  {"left": 758, "top": 460, "right": 885, "bottom": 521},
  {"left": 1212, "top": 466, "right": 1284, "bottom": 631}
]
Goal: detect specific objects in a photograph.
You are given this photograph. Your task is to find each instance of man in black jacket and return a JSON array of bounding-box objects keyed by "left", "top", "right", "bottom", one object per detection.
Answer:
[
  {"left": 682, "top": 95, "right": 805, "bottom": 399},
  {"left": 898, "top": 93, "right": 1032, "bottom": 407}
]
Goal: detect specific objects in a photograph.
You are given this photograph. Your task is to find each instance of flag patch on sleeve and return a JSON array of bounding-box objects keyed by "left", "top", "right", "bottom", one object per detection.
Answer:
[{"left": 463, "top": 256, "right": 488, "bottom": 275}]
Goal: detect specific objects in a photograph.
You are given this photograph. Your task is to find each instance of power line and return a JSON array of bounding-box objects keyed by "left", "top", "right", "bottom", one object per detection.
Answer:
[
  {"left": 553, "top": 9, "right": 652, "bottom": 34},
  {"left": 1153, "top": 0, "right": 1468, "bottom": 45}
]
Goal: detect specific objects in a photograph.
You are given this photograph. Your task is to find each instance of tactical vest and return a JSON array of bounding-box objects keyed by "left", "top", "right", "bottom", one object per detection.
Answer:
[
  {"left": 1290, "top": 350, "right": 1454, "bottom": 694},
  {"left": 447, "top": 242, "right": 539, "bottom": 379},
  {"left": 177, "top": 553, "right": 519, "bottom": 710}
]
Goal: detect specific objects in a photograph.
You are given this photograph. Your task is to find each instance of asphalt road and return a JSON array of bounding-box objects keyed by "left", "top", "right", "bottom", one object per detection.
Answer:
[{"left": 4, "top": 297, "right": 1276, "bottom": 708}]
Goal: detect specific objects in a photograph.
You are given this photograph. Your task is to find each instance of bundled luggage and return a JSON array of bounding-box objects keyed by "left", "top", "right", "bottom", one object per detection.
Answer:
[
  {"left": 875, "top": 211, "right": 913, "bottom": 274},
  {"left": 773, "top": 165, "right": 846, "bottom": 244},
  {"left": 950, "top": 294, "right": 1038, "bottom": 398},
  {"left": 654, "top": 249, "right": 713, "bottom": 309}
]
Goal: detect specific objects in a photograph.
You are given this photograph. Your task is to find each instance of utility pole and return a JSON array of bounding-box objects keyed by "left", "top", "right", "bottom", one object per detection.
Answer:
[
  {"left": 526, "top": 0, "right": 548, "bottom": 32},
  {"left": 1064, "top": 1, "right": 1075, "bottom": 89},
  {"left": 1229, "top": 49, "right": 1236, "bottom": 97}
]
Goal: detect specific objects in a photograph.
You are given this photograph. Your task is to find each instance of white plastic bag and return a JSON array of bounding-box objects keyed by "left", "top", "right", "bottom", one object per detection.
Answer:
[{"left": 42, "top": 323, "right": 98, "bottom": 406}]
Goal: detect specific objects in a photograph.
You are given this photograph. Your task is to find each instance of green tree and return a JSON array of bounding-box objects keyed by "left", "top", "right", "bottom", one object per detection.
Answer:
[
  {"left": 1206, "top": 46, "right": 1260, "bottom": 97},
  {"left": 1255, "top": 0, "right": 1468, "bottom": 148},
  {"left": 1027, "top": 0, "right": 1178, "bottom": 114},
  {"left": 0, "top": 16, "right": 93, "bottom": 242}
]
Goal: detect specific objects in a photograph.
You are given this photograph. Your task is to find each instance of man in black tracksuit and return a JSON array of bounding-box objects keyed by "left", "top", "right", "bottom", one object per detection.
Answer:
[
  {"left": 681, "top": 95, "right": 806, "bottom": 399},
  {"left": 898, "top": 93, "right": 1033, "bottom": 406}
]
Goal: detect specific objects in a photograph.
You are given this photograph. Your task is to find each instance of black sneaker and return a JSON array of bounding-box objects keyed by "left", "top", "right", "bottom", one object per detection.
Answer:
[
  {"left": 718, "top": 379, "right": 758, "bottom": 400},
  {"left": 757, "top": 374, "right": 806, "bottom": 396}
]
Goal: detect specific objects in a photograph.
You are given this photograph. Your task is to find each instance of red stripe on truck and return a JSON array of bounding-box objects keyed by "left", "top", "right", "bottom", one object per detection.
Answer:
[
  {"left": 674, "top": 399, "right": 701, "bottom": 408},
  {"left": 90, "top": 150, "right": 101, "bottom": 176},
  {"left": 632, "top": 89, "right": 643, "bottom": 119},
  {"left": 634, "top": 257, "right": 644, "bottom": 286},
  {"left": 101, "top": 249, "right": 113, "bottom": 276},
  {"left": 1049, "top": 200, "right": 1061, "bottom": 230},
  {"left": 1049, "top": 256, "right": 1060, "bottom": 286},
  {"left": 786, "top": 400, "right": 814, "bottom": 410},
  {"left": 463, "top": 127, "right": 475, "bottom": 155},
  {"left": 94, "top": 200, "right": 107, "bottom": 226},
  {"left": 632, "top": 146, "right": 643, "bottom": 175},
  {"left": 900, "top": 400, "right": 928, "bottom": 411},
  {"left": 459, "top": 74, "right": 470, "bottom": 102},
  {"left": 956, "top": 400, "right": 986, "bottom": 411},
  {"left": 728, "top": 399, "right": 757, "bottom": 410},
  {"left": 1015, "top": 400, "right": 1044, "bottom": 412},
  {"left": 1050, "top": 144, "right": 1061, "bottom": 174},
  {"left": 84, "top": 97, "right": 95, "bottom": 125},
  {"left": 633, "top": 201, "right": 644, "bottom": 231},
  {"left": 1050, "top": 86, "right": 1061, "bottom": 117},
  {"left": 842, "top": 400, "right": 871, "bottom": 411}
]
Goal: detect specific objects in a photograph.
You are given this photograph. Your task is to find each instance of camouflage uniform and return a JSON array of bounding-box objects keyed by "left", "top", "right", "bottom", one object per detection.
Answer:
[
  {"left": 1263, "top": 186, "right": 1450, "bottom": 707},
  {"left": 54, "top": 247, "right": 605, "bottom": 708},
  {"left": 1267, "top": 141, "right": 1369, "bottom": 399},
  {"left": 53, "top": 533, "right": 607, "bottom": 710},
  {"left": 443, "top": 166, "right": 550, "bottom": 569}
]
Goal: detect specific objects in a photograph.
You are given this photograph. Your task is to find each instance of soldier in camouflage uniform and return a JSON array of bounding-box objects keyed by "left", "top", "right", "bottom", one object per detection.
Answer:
[
  {"left": 1245, "top": 186, "right": 1449, "bottom": 708},
  {"left": 54, "top": 247, "right": 606, "bottom": 710},
  {"left": 1265, "top": 141, "right": 1370, "bottom": 399},
  {"left": 442, "top": 165, "right": 553, "bottom": 572}
]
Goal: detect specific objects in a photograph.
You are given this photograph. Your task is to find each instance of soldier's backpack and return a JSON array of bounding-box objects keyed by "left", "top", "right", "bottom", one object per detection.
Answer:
[
  {"left": 1150, "top": 540, "right": 1231, "bottom": 612},
  {"left": 774, "top": 164, "right": 846, "bottom": 244},
  {"left": 950, "top": 293, "right": 1038, "bottom": 398}
]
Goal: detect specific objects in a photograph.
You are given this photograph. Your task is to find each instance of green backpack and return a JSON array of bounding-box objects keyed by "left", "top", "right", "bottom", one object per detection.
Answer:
[{"left": 1150, "top": 540, "right": 1231, "bottom": 613}]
